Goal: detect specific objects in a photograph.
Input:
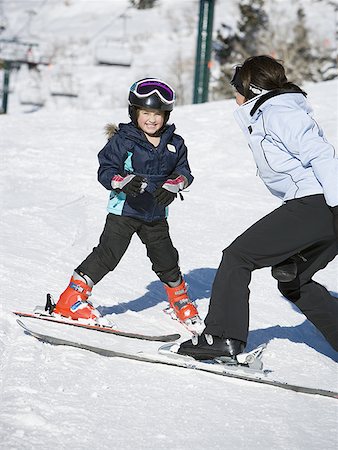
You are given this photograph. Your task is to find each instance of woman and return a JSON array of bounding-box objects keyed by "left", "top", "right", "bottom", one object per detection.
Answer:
[{"left": 179, "top": 55, "right": 338, "bottom": 359}]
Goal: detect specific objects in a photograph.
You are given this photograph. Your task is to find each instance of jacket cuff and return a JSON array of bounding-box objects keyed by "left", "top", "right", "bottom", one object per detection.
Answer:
[{"left": 176, "top": 174, "right": 188, "bottom": 188}]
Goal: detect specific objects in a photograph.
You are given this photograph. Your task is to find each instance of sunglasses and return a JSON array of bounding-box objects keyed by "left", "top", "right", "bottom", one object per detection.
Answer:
[{"left": 131, "top": 79, "right": 176, "bottom": 104}]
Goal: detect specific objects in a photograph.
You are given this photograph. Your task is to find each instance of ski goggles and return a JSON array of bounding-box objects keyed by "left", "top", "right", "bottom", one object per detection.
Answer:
[
  {"left": 130, "top": 79, "right": 176, "bottom": 105},
  {"left": 230, "top": 65, "right": 245, "bottom": 96},
  {"left": 230, "top": 65, "right": 268, "bottom": 97}
]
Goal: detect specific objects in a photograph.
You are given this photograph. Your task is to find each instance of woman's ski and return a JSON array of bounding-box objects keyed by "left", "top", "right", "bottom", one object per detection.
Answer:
[{"left": 17, "top": 318, "right": 338, "bottom": 400}]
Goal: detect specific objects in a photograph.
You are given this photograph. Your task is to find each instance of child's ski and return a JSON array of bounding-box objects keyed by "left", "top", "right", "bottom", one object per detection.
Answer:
[{"left": 13, "top": 310, "right": 180, "bottom": 342}]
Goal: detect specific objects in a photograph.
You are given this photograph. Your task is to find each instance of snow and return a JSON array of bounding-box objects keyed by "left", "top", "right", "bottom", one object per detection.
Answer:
[
  {"left": 1, "top": 78, "right": 338, "bottom": 449},
  {"left": 1, "top": 0, "right": 338, "bottom": 447},
  {"left": 1, "top": 0, "right": 336, "bottom": 112}
]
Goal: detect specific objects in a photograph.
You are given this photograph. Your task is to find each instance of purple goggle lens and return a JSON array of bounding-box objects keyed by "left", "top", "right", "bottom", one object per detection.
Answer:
[{"left": 132, "top": 79, "right": 175, "bottom": 104}]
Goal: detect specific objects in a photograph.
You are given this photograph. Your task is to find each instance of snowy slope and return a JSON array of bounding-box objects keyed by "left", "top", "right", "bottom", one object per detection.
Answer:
[
  {"left": 0, "top": 80, "right": 337, "bottom": 449},
  {"left": 1, "top": 0, "right": 336, "bottom": 113},
  {"left": 2, "top": 0, "right": 201, "bottom": 112}
]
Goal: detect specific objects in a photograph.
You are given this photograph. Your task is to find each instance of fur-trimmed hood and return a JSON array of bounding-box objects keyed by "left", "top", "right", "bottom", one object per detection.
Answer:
[{"left": 104, "top": 123, "right": 119, "bottom": 139}]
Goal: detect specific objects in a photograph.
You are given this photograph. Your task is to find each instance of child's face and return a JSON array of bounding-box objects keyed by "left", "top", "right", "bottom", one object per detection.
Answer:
[{"left": 137, "top": 109, "right": 165, "bottom": 135}]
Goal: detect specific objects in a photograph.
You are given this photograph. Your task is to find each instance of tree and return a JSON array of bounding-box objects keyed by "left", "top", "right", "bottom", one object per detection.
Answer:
[
  {"left": 211, "top": 0, "right": 337, "bottom": 100},
  {"left": 129, "top": 0, "right": 158, "bottom": 9},
  {"left": 236, "top": 0, "right": 268, "bottom": 57},
  {"left": 212, "top": 0, "right": 269, "bottom": 99}
]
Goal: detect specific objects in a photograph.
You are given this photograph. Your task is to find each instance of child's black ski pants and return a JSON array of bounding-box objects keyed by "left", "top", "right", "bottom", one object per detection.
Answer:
[{"left": 77, "top": 214, "right": 181, "bottom": 285}]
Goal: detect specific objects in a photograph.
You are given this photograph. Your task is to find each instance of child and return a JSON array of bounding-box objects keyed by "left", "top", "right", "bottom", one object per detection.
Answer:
[
  {"left": 179, "top": 55, "right": 338, "bottom": 359},
  {"left": 53, "top": 78, "right": 202, "bottom": 332}
]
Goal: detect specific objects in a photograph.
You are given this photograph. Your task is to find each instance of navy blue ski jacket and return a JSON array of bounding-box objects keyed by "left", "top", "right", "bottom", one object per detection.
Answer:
[{"left": 97, "top": 122, "right": 194, "bottom": 222}]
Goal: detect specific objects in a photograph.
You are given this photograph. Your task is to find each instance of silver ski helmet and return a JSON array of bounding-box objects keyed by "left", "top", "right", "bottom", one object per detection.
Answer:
[{"left": 128, "top": 78, "right": 176, "bottom": 126}]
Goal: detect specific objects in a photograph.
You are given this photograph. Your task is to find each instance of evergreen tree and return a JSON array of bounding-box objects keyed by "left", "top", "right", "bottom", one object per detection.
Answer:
[
  {"left": 212, "top": 0, "right": 268, "bottom": 99},
  {"left": 236, "top": 0, "right": 268, "bottom": 57},
  {"left": 279, "top": 8, "right": 315, "bottom": 84},
  {"left": 130, "top": 0, "right": 158, "bottom": 9},
  {"left": 212, "top": 0, "right": 336, "bottom": 100}
]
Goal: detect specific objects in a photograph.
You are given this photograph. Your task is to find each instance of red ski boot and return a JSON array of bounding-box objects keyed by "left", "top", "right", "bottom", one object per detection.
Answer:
[
  {"left": 164, "top": 279, "right": 203, "bottom": 333},
  {"left": 54, "top": 275, "right": 100, "bottom": 322}
]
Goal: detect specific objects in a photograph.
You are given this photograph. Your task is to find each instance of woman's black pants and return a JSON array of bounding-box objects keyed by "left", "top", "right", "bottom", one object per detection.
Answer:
[{"left": 204, "top": 195, "right": 338, "bottom": 351}]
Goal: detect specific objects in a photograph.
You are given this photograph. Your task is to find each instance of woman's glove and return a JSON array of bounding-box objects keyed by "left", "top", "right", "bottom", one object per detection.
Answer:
[
  {"left": 154, "top": 173, "right": 186, "bottom": 207},
  {"left": 111, "top": 174, "right": 146, "bottom": 197}
]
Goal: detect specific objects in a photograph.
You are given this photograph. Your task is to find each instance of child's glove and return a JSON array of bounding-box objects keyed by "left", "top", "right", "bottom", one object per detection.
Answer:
[
  {"left": 111, "top": 174, "right": 145, "bottom": 197},
  {"left": 154, "top": 173, "right": 186, "bottom": 207}
]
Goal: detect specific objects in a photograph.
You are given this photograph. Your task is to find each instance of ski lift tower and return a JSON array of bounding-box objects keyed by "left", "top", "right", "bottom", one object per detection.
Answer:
[
  {"left": 0, "top": 39, "right": 43, "bottom": 113},
  {"left": 193, "top": 0, "right": 215, "bottom": 104}
]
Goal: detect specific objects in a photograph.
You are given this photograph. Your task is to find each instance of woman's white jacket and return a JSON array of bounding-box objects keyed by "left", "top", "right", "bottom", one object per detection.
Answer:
[{"left": 233, "top": 91, "right": 338, "bottom": 207}]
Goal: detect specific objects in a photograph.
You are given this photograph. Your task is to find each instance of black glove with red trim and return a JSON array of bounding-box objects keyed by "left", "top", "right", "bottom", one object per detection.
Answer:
[
  {"left": 111, "top": 174, "right": 146, "bottom": 197},
  {"left": 154, "top": 173, "right": 186, "bottom": 207}
]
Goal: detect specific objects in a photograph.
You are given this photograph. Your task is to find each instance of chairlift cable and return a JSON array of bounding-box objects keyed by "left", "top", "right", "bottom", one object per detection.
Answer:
[{"left": 89, "top": 6, "right": 131, "bottom": 42}]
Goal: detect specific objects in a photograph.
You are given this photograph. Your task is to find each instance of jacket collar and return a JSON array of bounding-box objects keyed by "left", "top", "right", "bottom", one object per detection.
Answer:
[
  {"left": 233, "top": 89, "right": 307, "bottom": 138},
  {"left": 249, "top": 88, "right": 307, "bottom": 116}
]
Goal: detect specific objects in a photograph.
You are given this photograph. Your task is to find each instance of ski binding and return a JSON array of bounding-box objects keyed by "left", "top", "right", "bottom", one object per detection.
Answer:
[
  {"left": 158, "top": 342, "right": 267, "bottom": 373},
  {"left": 163, "top": 305, "right": 204, "bottom": 335}
]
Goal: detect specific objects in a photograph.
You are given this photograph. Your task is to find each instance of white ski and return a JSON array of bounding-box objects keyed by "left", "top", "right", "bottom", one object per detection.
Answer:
[{"left": 16, "top": 317, "right": 338, "bottom": 399}]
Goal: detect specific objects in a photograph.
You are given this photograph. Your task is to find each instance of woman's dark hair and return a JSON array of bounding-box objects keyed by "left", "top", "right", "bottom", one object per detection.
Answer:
[{"left": 240, "top": 55, "right": 301, "bottom": 99}]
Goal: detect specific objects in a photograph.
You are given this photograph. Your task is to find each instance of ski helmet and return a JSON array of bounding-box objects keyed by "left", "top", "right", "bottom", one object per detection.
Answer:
[{"left": 128, "top": 78, "right": 176, "bottom": 125}]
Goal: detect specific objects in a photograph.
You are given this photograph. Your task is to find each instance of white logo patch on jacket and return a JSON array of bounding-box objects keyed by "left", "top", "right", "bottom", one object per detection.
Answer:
[{"left": 167, "top": 144, "right": 176, "bottom": 153}]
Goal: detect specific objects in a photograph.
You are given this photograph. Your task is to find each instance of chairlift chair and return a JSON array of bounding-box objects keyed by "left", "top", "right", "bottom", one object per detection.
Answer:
[
  {"left": 95, "top": 39, "right": 132, "bottom": 67},
  {"left": 50, "top": 71, "right": 78, "bottom": 98},
  {"left": 19, "top": 85, "right": 45, "bottom": 107}
]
